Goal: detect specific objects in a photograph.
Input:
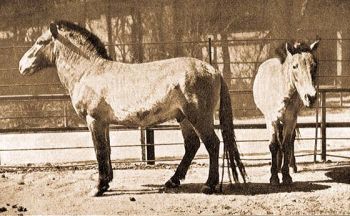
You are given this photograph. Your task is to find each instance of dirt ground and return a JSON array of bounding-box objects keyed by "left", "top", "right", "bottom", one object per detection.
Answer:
[{"left": 0, "top": 161, "right": 350, "bottom": 215}]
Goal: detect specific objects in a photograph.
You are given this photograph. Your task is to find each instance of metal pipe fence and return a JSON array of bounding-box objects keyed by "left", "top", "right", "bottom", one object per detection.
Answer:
[
  {"left": 0, "top": 87, "right": 349, "bottom": 166},
  {"left": 0, "top": 38, "right": 350, "bottom": 166}
]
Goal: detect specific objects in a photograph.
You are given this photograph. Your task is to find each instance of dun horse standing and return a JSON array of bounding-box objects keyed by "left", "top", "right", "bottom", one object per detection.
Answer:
[
  {"left": 253, "top": 41, "right": 319, "bottom": 185},
  {"left": 19, "top": 20, "right": 246, "bottom": 196}
]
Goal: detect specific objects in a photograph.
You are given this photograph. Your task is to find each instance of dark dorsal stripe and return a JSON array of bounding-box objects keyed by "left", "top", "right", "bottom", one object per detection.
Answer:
[
  {"left": 54, "top": 20, "right": 112, "bottom": 60},
  {"left": 275, "top": 41, "right": 313, "bottom": 63}
]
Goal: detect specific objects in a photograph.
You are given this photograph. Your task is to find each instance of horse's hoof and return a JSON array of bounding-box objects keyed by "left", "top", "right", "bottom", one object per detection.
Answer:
[
  {"left": 293, "top": 166, "right": 298, "bottom": 173},
  {"left": 269, "top": 176, "right": 280, "bottom": 186},
  {"left": 282, "top": 175, "right": 293, "bottom": 185},
  {"left": 107, "top": 173, "right": 113, "bottom": 182},
  {"left": 165, "top": 178, "right": 180, "bottom": 188},
  {"left": 90, "top": 183, "right": 110, "bottom": 197},
  {"left": 201, "top": 185, "right": 216, "bottom": 194},
  {"left": 89, "top": 188, "right": 105, "bottom": 197}
]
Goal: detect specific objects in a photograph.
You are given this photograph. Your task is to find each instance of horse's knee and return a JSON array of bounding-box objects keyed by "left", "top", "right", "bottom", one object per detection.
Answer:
[
  {"left": 269, "top": 142, "right": 279, "bottom": 153},
  {"left": 202, "top": 133, "right": 220, "bottom": 153}
]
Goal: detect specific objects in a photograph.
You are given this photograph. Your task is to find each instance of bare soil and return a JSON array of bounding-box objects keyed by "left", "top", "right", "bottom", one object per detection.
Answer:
[{"left": 1, "top": 161, "right": 350, "bottom": 215}]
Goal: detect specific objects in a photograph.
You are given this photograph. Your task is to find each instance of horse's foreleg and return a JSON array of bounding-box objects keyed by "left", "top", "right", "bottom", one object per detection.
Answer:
[
  {"left": 274, "top": 120, "right": 284, "bottom": 173},
  {"left": 104, "top": 126, "right": 113, "bottom": 181},
  {"left": 165, "top": 119, "right": 200, "bottom": 188},
  {"left": 279, "top": 141, "right": 297, "bottom": 173},
  {"left": 290, "top": 130, "right": 297, "bottom": 173},
  {"left": 269, "top": 140, "right": 280, "bottom": 185},
  {"left": 281, "top": 132, "right": 294, "bottom": 185},
  {"left": 277, "top": 149, "right": 283, "bottom": 173},
  {"left": 87, "top": 115, "right": 112, "bottom": 196},
  {"left": 270, "top": 121, "right": 281, "bottom": 185}
]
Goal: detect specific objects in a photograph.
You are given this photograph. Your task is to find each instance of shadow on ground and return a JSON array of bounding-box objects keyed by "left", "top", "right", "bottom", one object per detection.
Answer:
[
  {"left": 102, "top": 188, "right": 161, "bottom": 196},
  {"left": 324, "top": 166, "right": 350, "bottom": 184},
  {"left": 101, "top": 181, "right": 330, "bottom": 196}
]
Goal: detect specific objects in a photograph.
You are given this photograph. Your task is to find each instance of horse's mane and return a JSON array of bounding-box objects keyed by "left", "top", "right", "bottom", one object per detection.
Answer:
[
  {"left": 54, "top": 20, "right": 112, "bottom": 60},
  {"left": 275, "top": 40, "right": 313, "bottom": 63}
]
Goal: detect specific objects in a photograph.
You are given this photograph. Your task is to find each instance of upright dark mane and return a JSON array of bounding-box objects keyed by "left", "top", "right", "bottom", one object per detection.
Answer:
[
  {"left": 54, "top": 20, "right": 112, "bottom": 60},
  {"left": 275, "top": 40, "right": 313, "bottom": 63}
]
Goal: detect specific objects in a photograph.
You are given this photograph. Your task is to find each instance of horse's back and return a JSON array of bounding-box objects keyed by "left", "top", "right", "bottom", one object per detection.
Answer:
[{"left": 125, "top": 57, "right": 215, "bottom": 73}]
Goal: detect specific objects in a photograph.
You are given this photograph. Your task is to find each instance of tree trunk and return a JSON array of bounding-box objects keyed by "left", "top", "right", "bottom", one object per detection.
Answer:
[
  {"left": 131, "top": 5, "right": 144, "bottom": 63},
  {"left": 106, "top": 0, "right": 116, "bottom": 60},
  {"left": 173, "top": 0, "right": 184, "bottom": 57},
  {"left": 156, "top": 2, "right": 166, "bottom": 59},
  {"left": 267, "top": 0, "right": 295, "bottom": 56}
]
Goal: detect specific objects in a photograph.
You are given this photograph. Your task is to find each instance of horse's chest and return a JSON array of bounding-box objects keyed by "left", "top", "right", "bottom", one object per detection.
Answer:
[{"left": 71, "top": 85, "right": 115, "bottom": 121}]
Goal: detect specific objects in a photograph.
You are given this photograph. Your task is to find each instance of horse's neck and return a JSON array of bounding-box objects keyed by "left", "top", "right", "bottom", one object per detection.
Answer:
[
  {"left": 55, "top": 46, "right": 104, "bottom": 93},
  {"left": 280, "top": 62, "right": 296, "bottom": 100}
]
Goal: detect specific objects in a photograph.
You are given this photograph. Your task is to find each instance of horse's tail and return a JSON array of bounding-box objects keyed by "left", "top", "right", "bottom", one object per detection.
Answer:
[{"left": 219, "top": 76, "right": 247, "bottom": 183}]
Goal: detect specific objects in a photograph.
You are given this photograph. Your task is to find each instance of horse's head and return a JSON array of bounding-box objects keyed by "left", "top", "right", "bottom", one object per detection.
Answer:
[
  {"left": 285, "top": 40, "right": 319, "bottom": 107},
  {"left": 18, "top": 24, "right": 59, "bottom": 75},
  {"left": 19, "top": 21, "right": 111, "bottom": 76}
]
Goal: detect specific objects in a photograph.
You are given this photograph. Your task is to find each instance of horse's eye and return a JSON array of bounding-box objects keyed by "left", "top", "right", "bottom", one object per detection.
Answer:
[
  {"left": 37, "top": 39, "right": 50, "bottom": 45},
  {"left": 37, "top": 40, "right": 45, "bottom": 45},
  {"left": 293, "top": 64, "right": 298, "bottom": 69}
]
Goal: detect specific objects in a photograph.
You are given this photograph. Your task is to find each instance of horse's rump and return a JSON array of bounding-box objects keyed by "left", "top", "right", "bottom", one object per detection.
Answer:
[{"left": 253, "top": 58, "right": 288, "bottom": 116}]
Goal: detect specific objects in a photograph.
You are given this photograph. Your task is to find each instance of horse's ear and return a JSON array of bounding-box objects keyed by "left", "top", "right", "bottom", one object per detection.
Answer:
[
  {"left": 49, "top": 23, "right": 58, "bottom": 39},
  {"left": 310, "top": 40, "right": 320, "bottom": 51},
  {"left": 286, "top": 43, "right": 292, "bottom": 57}
]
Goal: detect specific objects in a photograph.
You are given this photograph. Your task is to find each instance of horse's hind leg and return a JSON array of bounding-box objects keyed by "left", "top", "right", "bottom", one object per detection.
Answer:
[
  {"left": 165, "top": 119, "right": 200, "bottom": 188},
  {"left": 87, "top": 115, "right": 113, "bottom": 196},
  {"left": 190, "top": 119, "right": 220, "bottom": 194}
]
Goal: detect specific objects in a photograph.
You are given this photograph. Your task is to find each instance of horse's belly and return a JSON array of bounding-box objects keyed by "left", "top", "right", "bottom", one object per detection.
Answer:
[{"left": 111, "top": 104, "right": 179, "bottom": 127}]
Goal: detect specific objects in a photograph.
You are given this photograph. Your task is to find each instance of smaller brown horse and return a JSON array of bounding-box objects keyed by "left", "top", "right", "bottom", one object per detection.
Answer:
[
  {"left": 18, "top": 20, "right": 246, "bottom": 196},
  {"left": 253, "top": 41, "right": 319, "bottom": 185}
]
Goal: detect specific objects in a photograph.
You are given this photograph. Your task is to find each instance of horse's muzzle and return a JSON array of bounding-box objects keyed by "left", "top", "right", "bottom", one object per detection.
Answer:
[{"left": 305, "top": 94, "right": 317, "bottom": 107}]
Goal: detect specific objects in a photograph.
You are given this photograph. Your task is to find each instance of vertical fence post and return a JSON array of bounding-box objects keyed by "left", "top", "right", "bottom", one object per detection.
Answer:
[
  {"left": 314, "top": 91, "right": 320, "bottom": 163},
  {"left": 146, "top": 128, "right": 155, "bottom": 165},
  {"left": 63, "top": 102, "right": 68, "bottom": 128},
  {"left": 321, "top": 92, "right": 327, "bottom": 161},
  {"left": 140, "top": 127, "right": 146, "bottom": 161},
  {"left": 208, "top": 37, "right": 212, "bottom": 65}
]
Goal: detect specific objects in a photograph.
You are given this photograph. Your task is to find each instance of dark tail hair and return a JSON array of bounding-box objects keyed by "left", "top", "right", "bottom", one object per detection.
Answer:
[{"left": 219, "top": 77, "right": 247, "bottom": 183}]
